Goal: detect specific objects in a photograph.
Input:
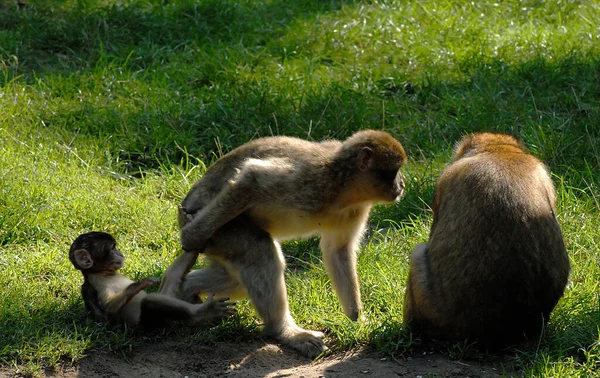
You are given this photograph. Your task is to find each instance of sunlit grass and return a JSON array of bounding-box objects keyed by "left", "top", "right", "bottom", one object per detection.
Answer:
[{"left": 1, "top": 0, "right": 599, "bottom": 376}]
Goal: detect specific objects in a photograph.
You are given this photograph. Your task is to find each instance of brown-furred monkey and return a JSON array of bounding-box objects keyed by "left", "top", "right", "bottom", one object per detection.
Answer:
[
  {"left": 404, "top": 132, "right": 570, "bottom": 348},
  {"left": 172, "top": 130, "right": 407, "bottom": 357}
]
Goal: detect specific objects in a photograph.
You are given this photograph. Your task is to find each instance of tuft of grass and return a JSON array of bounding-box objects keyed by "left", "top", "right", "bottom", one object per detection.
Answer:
[{"left": 1, "top": 0, "right": 599, "bottom": 376}]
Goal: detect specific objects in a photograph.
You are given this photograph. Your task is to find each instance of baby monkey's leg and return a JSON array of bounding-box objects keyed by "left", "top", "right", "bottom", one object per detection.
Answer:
[
  {"left": 158, "top": 206, "right": 200, "bottom": 298},
  {"left": 140, "top": 293, "right": 235, "bottom": 326},
  {"left": 158, "top": 250, "right": 200, "bottom": 298},
  {"left": 157, "top": 204, "right": 205, "bottom": 298}
]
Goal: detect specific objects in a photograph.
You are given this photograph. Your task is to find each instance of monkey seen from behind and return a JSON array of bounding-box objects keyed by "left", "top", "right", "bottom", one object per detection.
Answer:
[
  {"left": 404, "top": 132, "right": 570, "bottom": 348},
  {"left": 169, "top": 130, "right": 407, "bottom": 358}
]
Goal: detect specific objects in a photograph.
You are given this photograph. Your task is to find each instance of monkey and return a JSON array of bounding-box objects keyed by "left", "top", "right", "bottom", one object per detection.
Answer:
[
  {"left": 169, "top": 130, "right": 407, "bottom": 358},
  {"left": 403, "top": 132, "right": 570, "bottom": 348},
  {"left": 69, "top": 231, "right": 236, "bottom": 327}
]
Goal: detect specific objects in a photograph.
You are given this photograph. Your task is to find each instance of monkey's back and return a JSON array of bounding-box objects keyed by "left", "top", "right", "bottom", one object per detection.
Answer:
[
  {"left": 181, "top": 136, "right": 342, "bottom": 213},
  {"left": 428, "top": 150, "right": 570, "bottom": 346}
]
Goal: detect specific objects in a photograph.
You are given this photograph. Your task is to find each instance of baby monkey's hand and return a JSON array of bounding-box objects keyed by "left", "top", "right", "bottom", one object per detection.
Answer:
[{"left": 139, "top": 277, "right": 161, "bottom": 289}]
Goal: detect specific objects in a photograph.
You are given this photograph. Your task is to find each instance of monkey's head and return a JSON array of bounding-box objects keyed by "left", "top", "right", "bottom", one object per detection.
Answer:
[
  {"left": 69, "top": 232, "right": 124, "bottom": 274},
  {"left": 340, "top": 130, "right": 407, "bottom": 203},
  {"left": 455, "top": 132, "right": 524, "bottom": 160}
]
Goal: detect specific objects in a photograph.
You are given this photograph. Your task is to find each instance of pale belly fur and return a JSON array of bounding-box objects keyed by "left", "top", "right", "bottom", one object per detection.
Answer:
[
  {"left": 90, "top": 274, "right": 144, "bottom": 325},
  {"left": 248, "top": 205, "right": 362, "bottom": 240}
]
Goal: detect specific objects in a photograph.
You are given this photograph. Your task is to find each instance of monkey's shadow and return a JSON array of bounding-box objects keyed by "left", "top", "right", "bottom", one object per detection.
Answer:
[
  {"left": 363, "top": 303, "right": 600, "bottom": 377},
  {"left": 71, "top": 337, "right": 325, "bottom": 378}
]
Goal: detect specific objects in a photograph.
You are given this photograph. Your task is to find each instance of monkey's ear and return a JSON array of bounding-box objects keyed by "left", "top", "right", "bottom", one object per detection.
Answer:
[
  {"left": 74, "top": 249, "right": 94, "bottom": 269},
  {"left": 454, "top": 135, "right": 474, "bottom": 159},
  {"left": 357, "top": 147, "right": 373, "bottom": 171}
]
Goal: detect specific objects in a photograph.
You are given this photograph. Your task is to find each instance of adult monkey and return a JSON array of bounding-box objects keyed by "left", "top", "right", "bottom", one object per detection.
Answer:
[
  {"left": 404, "top": 132, "right": 570, "bottom": 348},
  {"left": 171, "top": 130, "right": 407, "bottom": 357}
]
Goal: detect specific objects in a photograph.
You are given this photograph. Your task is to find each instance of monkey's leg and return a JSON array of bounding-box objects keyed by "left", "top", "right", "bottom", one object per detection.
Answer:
[
  {"left": 403, "top": 243, "right": 442, "bottom": 330},
  {"left": 239, "top": 238, "right": 326, "bottom": 359},
  {"left": 320, "top": 228, "right": 366, "bottom": 321},
  {"left": 181, "top": 264, "right": 246, "bottom": 303},
  {"left": 158, "top": 250, "right": 200, "bottom": 298},
  {"left": 403, "top": 272, "right": 417, "bottom": 326},
  {"left": 190, "top": 215, "right": 326, "bottom": 358},
  {"left": 140, "top": 293, "right": 235, "bottom": 326}
]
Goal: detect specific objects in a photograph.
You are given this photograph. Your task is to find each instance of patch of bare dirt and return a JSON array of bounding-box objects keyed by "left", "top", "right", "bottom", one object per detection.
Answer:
[{"left": 0, "top": 340, "right": 516, "bottom": 378}]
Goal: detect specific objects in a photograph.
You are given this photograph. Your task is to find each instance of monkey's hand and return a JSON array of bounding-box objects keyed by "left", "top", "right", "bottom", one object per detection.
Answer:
[
  {"left": 139, "top": 277, "right": 161, "bottom": 289},
  {"left": 107, "top": 277, "right": 162, "bottom": 314},
  {"left": 180, "top": 222, "right": 210, "bottom": 252},
  {"left": 178, "top": 204, "right": 194, "bottom": 224}
]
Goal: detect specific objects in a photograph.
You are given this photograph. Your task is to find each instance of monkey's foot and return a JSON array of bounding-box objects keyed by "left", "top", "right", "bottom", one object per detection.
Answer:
[
  {"left": 278, "top": 327, "right": 327, "bottom": 359},
  {"left": 192, "top": 294, "right": 236, "bottom": 321},
  {"left": 346, "top": 309, "right": 366, "bottom": 322}
]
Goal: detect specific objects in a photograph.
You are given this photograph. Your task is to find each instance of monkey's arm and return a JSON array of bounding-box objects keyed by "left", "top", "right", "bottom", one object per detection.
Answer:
[
  {"left": 320, "top": 210, "right": 370, "bottom": 321},
  {"left": 181, "top": 159, "right": 294, "bottom": 251},
  {"left": 81, "top": 282, "right": 106, "bottom": 321},
  {"left": 105, "top": 277, "right": 160, "bottom": 315}
]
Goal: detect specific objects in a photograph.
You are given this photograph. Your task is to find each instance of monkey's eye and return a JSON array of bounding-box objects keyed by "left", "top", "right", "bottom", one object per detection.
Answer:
[{"left": 374, "top": 169, "right": 398, "bottom": 183}]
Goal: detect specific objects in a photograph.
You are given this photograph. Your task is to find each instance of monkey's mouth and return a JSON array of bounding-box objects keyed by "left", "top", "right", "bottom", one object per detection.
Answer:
[
  {"left": 381, "top": 188, "right": 403, "bottom": 203},
  {"left": 391, "top": 184, "right": 405, "bottom": 200},
  {"left": 113, "top": 258, "right": 125, "bottom": 269}
]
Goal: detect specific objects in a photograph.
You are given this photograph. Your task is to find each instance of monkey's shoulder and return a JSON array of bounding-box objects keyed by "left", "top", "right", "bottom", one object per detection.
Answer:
[
  {"left": 436, "top": 152, "right": 555, "bottom": 219},
  {"left": 81, "top": 280, "right": 102, "bottom": 302},
  {"left": 444, "top": 152, "right": 549, "bottom": 187}
]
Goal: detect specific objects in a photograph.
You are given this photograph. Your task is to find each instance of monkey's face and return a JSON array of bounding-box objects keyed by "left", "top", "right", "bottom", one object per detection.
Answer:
[
  {"left": 88, "top": 240, "right": 124, "bottom": 272},
  {"left": 373, "top": 167, "right": 405, "bottom": 202},
  {"left": 355, "top": 146, "right": 406, "bottom": 203},
  {"left": 356, "top": 164, "right": 404, "bottom": 204},
  {"left": 106, "top": 243, "right": 125, "bottom": 269},
  {"left": 69, "top": 232, "right": 124, "bottom": 273}
]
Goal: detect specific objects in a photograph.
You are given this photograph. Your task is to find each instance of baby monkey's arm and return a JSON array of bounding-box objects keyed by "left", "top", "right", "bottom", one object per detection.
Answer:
[{"left": 105, "top": 277, "right": 160, "bottom": 314}]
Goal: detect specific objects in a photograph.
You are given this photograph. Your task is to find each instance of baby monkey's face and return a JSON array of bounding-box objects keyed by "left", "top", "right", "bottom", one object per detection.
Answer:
[
  {"left": 93, "top": 238, "right": 125, "bottom": 271},
  {"left": 69, "top": 231, "right": 126, "bottom": 273},
  {"left": 108, "top": 243, "right": 125, "bottom": 269}
]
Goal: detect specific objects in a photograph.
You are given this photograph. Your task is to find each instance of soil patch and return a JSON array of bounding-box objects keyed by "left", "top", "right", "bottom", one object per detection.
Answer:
[{"left": 1, "top": 340, "right": 516, "bottom": 377}]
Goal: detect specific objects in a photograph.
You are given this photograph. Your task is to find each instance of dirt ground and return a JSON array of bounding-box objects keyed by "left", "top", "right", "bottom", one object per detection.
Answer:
[{"left": 1, "top": 339, "right": 516, "bottom": 378}]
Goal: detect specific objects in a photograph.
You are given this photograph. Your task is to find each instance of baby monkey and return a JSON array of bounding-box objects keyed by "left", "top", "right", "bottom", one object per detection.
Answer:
[{"left": 69, "top": 231, "right": 235, "bottom": 327}]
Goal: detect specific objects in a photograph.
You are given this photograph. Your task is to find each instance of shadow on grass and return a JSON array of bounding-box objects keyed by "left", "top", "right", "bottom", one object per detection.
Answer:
[
  {"left": 0, "top": 297, "right": 261, "bottom": 369},
  {"left": 18, "top": 54, "right": 600, "bottom": 187},
  {"left": 366, "top": 301, "right": 599, "bottom": 375},
  {"left": 1, "top": 1, "right": 599, "bottom": 184},
  {"left": 0, "top": 301, "right": 107, "bottom": 367},
  {"left": 0, "top": 0, "right": 356, "bottom": 73}
]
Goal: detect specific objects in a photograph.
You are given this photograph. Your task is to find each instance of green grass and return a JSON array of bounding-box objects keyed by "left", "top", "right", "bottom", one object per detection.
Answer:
[{"left": 1, "top": 0, "right": 599, "bottom": 376}]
